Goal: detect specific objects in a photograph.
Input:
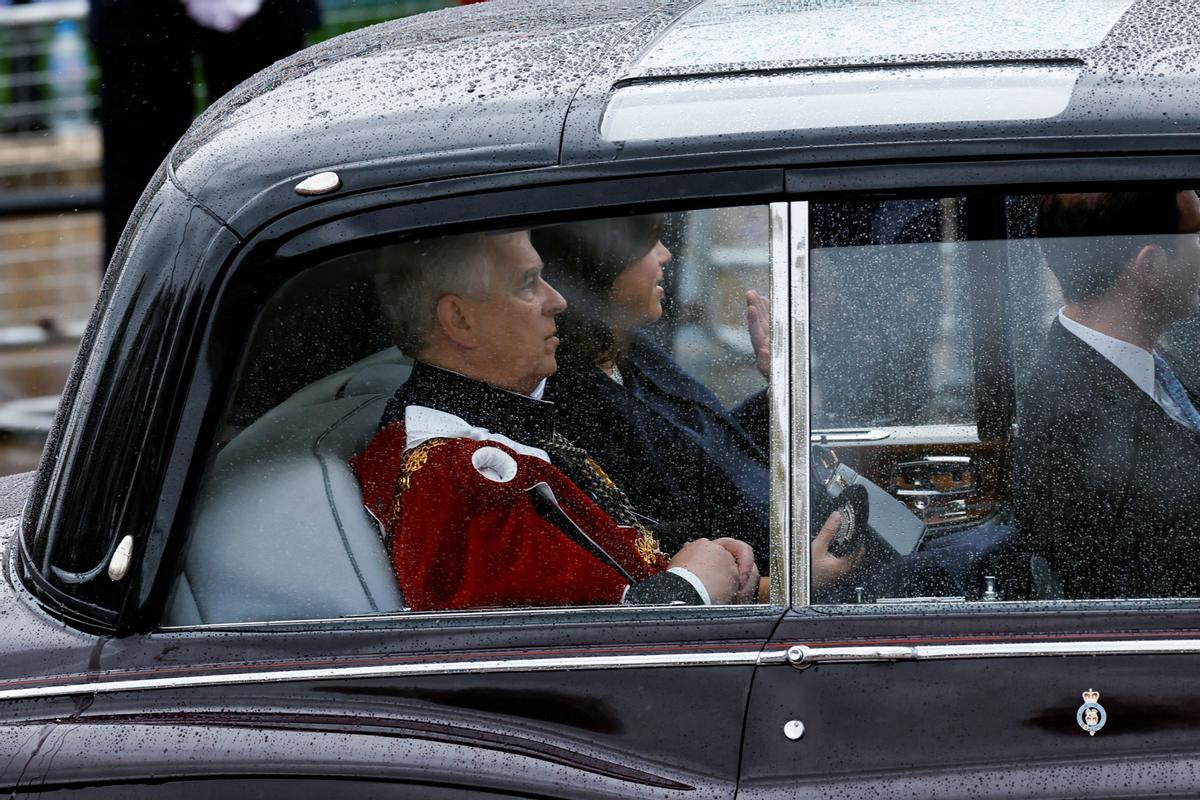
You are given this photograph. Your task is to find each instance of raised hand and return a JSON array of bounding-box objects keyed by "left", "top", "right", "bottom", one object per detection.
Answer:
[{"left": 746, "top": 289, "right": 771, "bottom": 380}]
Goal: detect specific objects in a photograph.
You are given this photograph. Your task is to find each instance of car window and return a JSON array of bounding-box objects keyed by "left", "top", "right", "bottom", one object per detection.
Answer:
[
  {"left": 165, "top": 206, "right": 779, "bottom": 625},
  {"left": 807, "top": 189, "right": 1200, "bottom": 605},
  {"left": 810, "top": 197, "right": 974, "bottom": 430}
]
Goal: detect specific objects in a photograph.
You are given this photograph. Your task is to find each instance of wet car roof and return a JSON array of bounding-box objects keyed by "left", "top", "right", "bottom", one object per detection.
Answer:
[
  {"left": 629, "top": 0, "right": 1140, "bottom": 75},
  {"left": 169, "top": 0, "right": 1200, "bottom": 233},
  {"left": 171, "top": 0, "right": 684, "bottom": 229}
]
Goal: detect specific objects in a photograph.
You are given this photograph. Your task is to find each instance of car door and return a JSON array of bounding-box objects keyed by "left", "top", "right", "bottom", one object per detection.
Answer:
[
  {"left": 14, "top": 615, "right": 770, "bottom": 798},
  {"left": 9, "top": 189, "right": 796, "bottom": 798},
  {"left": 739, "top": 192, "right": 1200, "bottom": 798}
]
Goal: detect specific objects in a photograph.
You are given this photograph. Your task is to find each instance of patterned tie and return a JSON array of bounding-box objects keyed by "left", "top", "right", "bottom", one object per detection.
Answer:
[{"left": 1153, "top": 353, "right": 1200, "bottom": 433}]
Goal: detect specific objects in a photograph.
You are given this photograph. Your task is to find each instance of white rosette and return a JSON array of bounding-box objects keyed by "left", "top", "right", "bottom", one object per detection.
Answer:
[{"left": 472, "top": 446, "right": 518, "bottom": 483}]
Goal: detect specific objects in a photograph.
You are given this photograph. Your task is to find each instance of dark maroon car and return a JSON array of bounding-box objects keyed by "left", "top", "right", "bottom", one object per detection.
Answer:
[{"left": 5, "top": 0, "right": 1200, "bottom": 796}]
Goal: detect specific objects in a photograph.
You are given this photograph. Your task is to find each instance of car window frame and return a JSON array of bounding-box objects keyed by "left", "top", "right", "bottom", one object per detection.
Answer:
[
  {"left": 142, "top": 169, "right": 794, "bottom": 633},
  {"left": 29, "top": 156, "right": 1200, "bottom": 633},
  {"left": 790, "top": 171, "right": 1200, "bottom": 615}
]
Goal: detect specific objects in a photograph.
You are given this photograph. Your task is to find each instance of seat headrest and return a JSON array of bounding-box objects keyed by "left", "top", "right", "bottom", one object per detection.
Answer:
[{"left": 342, "top": 363, "right": 412, "bottom": 398}]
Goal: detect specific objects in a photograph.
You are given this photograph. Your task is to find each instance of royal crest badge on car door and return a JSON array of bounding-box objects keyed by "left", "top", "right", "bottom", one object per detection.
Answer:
[{"left": 1076, "top": 689, "right": 1107, "bottom": 736}]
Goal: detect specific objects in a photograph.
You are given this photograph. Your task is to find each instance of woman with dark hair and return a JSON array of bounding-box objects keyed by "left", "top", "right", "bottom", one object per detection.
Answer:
[{"left": 534, "top": 215, "right": 858, "bottom": 594}]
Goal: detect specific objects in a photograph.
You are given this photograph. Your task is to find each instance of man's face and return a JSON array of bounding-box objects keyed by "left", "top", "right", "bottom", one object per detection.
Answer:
[
  {"left": 1157, "top": 190, "right": 1200, "bottom": 321},
  {"left": 459, "top": 231, "right": 567, "bottom": 394}
]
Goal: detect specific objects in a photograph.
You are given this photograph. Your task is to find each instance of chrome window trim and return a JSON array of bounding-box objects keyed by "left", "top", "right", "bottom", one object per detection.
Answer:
[
  {"left": 10, "top": 637, "right": 1200, "bottom": 702},
  {"left": 768, "top": 201, "right": 791, "bottom": 605},
  {"left": 771, "top": 638, "right": 1200, "bottom": 668},
  {"left": 789, "top": 201, "right": 811, "bottom": 607},
  {"left": 0, "top": 650, "right": 765, "bottom": 702},
  {"left": 157, "top": 603, "right": 784, "bottom": 633}
]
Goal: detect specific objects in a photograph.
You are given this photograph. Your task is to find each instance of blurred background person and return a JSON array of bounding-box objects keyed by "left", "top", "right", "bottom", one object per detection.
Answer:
[
  {"left": 0, "top": 0, "right": 469, "bottom": 475},
  {"left": 88, "top": 0, "right": 321, "bottom": 265}
]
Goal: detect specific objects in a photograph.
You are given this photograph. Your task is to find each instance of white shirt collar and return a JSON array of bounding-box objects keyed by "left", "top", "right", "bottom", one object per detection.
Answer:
[
  {"left": 404, "top": 405, "right": 551, "bottom": 463},
  {"left": 1057, "top": 307, "right": 1158, "bottom": 400},
  {"left": 529, "top": 377, "right": 548, "bottom": 401}
]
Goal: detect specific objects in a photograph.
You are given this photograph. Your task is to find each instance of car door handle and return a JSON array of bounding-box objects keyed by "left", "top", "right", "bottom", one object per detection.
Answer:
[{"left": 786, "top": 644, "right": 915, "bottom": 669}]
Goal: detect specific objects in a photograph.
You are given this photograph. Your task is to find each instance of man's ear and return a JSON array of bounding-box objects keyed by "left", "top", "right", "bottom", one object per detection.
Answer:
[
  {"left": 1127, "top": 243, "right": 1172, "bottom": 293},
  {"left": 434, "top": 294, "right": 478, "bottom": 349},
  {"left": 1132, "top": 243, "right": 1167, "bottom": 278}
]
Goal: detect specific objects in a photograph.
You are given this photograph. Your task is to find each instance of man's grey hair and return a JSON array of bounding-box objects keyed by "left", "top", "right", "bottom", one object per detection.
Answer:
[{"left": 375, "top": 233, "right": 493, "bottom": 356}]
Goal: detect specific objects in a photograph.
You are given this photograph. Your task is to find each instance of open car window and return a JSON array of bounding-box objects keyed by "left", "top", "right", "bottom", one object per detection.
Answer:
[
  {"left": 166, "top": 206, "right": 779, "bottom": 626},
  {"left": 807, "top": 189, "right": 1200, "bottom": 605}
]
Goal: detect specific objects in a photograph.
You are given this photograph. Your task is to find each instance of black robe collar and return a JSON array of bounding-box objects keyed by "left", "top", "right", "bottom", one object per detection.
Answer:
[{"left": 382, "top": 360, "right": 555, "bottom": 445}]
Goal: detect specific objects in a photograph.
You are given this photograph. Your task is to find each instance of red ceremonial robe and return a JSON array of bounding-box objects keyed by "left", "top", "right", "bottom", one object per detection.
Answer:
[{"left": 350, "top": 409, "right": 671, "bottom": 611}]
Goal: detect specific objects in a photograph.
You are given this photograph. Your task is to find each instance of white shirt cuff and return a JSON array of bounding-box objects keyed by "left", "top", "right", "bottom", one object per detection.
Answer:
[{"left": 667, "top": 567, "right": 711, "bottom": 605}]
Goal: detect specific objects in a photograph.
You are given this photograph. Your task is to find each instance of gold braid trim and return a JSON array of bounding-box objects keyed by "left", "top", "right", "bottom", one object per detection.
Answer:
[
  {"left": 633, "top": 530, "right": 664, "bottom": 565},
  {"left": 586, "top": 456, "right": 617, "bottom": 489},
  {"left": 389, "top": 438, "right": 448, "bottom": 538},
  {"left": 586, "top": 457, "right": 664, "bottom": 565}
]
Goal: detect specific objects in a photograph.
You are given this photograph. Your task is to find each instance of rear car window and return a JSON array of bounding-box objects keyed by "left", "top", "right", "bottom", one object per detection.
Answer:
[{"left": 808, "top": 189, "right": 1200, "bottom": 605}]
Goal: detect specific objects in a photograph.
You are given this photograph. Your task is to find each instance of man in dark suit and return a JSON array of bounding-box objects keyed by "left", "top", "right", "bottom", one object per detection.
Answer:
[{"left": 1013, "top": 190, "right": 1200, "bottom": 598}]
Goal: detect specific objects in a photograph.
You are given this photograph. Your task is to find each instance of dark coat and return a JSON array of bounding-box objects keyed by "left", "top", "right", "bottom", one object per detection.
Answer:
[
  {"left": 88, "top": 0, "right": 322, "bottom": 263},
  {"left": 88, "top": 0, "right": 320, "bottom": 48},
  {"left": 1012, "top": 319, "right": 1200, "bottom": 598},
  {"left": 548, "top": 335, "right": 771, "bottom": 570}
]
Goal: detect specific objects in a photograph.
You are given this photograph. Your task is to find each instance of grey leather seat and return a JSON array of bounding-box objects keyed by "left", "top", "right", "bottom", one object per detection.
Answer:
[{"left": 165, "top": 348, "right": 411, "bottom": 625}]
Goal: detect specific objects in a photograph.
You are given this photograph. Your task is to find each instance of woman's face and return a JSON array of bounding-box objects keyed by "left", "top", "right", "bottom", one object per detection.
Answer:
[{"left": 607, "top": 240, "right": 672, "bottom": 331}]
